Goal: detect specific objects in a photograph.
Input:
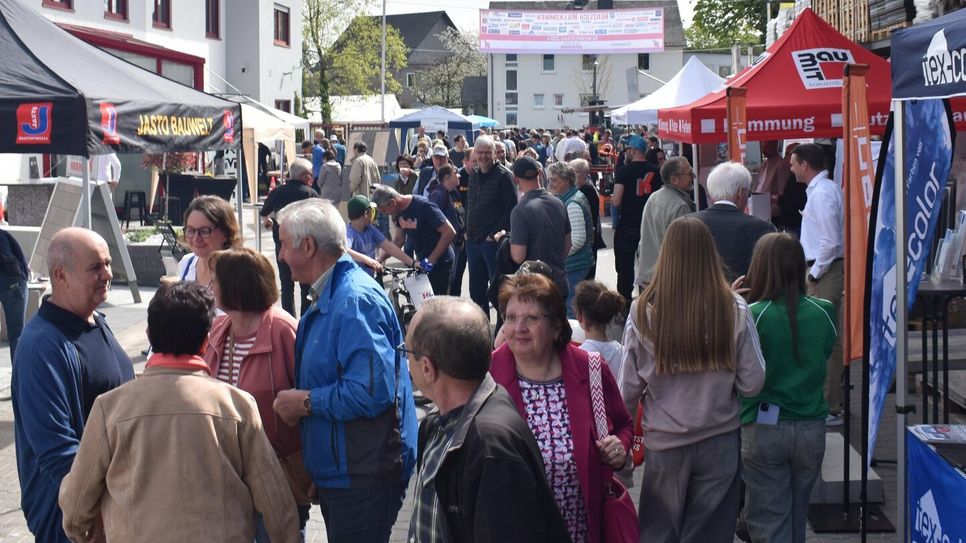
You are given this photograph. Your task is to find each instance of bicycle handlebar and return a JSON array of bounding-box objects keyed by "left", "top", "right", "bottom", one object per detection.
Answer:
[{"left": 381, "top": 266, "right": 421, "bottom": 276}]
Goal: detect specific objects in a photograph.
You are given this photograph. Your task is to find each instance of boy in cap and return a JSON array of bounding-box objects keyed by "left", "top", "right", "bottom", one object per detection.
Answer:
[{"left": 346, "top": 194, "right": 416, "bottom": 277}]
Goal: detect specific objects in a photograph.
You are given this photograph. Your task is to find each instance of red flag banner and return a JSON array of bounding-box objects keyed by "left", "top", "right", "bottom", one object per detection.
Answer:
[
  {"left": 842, "top": 64, "right": 873, "bottom": 365},
  {"left": 726, "top": 87, "right": 747, "bottom": 164}
]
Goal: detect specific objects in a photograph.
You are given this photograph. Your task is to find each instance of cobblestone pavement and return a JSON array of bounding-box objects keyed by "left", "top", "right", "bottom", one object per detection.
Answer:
[{"left": 0, "top": 209, "right": 934, "bottom": 541}]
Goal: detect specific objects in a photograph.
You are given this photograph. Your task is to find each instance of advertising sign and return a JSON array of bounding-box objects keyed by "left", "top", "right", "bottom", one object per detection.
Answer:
[
  {"left": 726, "top": 87, "right": 747, "bottom": 164},
  {"left": 906, "top": 431, "right": 966, "bottom": 543},
  {"left": 479, "top": 8, "right": 664, "bottom": 54}
]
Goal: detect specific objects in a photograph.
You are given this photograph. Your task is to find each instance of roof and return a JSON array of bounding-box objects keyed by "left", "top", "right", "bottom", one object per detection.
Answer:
[
  {"left": 304, "top": 95, "right": 403, "bottom": 124},
  {"left": 362, "top": 11, "right": 457, "bottom": 54},
  {"left": 487, "top": 0, "right": 684, "bottom": 47}
]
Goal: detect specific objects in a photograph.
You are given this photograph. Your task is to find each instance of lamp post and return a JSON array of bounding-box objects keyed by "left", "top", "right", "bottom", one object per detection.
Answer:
[
  {"left": 590, "top": 54, "right": 599, "bottom": 126},
  {"left": 380, "top": 0, "right": 386, "bottom": 123}
]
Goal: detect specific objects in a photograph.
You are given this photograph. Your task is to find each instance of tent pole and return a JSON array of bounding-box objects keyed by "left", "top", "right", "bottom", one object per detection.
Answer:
[
  {"left": 82, "top": 158, "right": 92, "bottom": 229},
  {"left": 163, "top": 153, "right": 169, "bottom": 222},
  {"left": 692, "top": 144, "right": 700, "bottom": 205},
  {"left": 893, "top": 100, "right": 909, "bottom": 543},
  {"left": 235, "top": 142, "right": 244, "bottom": 244}
]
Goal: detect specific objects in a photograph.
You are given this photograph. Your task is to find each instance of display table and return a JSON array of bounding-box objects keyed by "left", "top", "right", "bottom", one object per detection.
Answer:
[
  {"left": 907, "top": 426, "right": 966, "bottom": 540},
  {"left": 914, "top": 278, "right": 966, "bottom": 423}
]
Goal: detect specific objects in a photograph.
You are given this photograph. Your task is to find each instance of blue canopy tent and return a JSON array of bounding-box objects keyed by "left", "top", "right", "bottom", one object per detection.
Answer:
[
  {"left": 467, "top": 114, "right": 500, "bottom": 128},
  {"left": 388, "top": 106, "right": 479, "bottom": 154}
]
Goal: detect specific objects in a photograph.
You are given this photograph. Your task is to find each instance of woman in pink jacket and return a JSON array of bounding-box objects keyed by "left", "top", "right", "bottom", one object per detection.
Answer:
[{"left": 204, "top": 248, "right": 312, "bottom": 542}]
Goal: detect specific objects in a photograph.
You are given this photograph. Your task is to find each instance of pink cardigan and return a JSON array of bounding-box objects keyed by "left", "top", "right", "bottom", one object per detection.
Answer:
[
  {"left": 203, "top": 307, "right": 302, "bottom": 458},
  {"left": 490, "top": 342, "right": 633, "bottom": 543}
]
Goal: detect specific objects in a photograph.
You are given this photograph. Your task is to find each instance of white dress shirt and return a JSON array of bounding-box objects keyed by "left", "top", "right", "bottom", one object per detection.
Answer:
[
  {"left": 799, "top": 170, "right": 844, "bottom": 279},
  {"left": 93, "top": 153, "right": 122, "bottom": 183}
]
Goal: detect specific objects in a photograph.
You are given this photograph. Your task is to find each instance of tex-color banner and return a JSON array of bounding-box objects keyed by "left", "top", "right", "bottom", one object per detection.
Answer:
[
  {"left": 726, "top": 87, "right": 747, "bottom": 164},
  {"left": 842, "top": 65, "right": 874, "bottom": 364},
  {"left": 867, "top": 99, "right": 953, "bottom": 463},
  {"left": 906, "top": 430, "right": 966, "bottom": 542}
]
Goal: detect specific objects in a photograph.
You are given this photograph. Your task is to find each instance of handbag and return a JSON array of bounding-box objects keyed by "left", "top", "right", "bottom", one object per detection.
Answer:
[{"left": 588, "top": 352, "right": 640, "bottom": 543}]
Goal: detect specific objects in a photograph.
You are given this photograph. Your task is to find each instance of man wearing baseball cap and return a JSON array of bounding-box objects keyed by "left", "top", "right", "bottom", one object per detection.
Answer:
[
  {"left": 414, "top": 144, "right": 451, "bottom": 198},
  {"left": 497, "top": 156, "right": 570, "bottom": 300},
  {"left": 346, "top": 194, "right": 415, "bottom": 277}
]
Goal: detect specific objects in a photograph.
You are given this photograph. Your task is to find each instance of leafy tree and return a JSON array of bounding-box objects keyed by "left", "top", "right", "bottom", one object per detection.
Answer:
[
  {"left": 411, "top": 28, "right": 487, "bottom": 108},
  {"left": 302, "top": 0, "right": 409, "bottom": 123},
  {"left": 686, "top": 0, "right": 772, "bottom": 49}
]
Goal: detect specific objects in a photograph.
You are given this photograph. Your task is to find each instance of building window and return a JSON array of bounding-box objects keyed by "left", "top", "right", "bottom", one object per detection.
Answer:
[
  {"left": 637, "top": 53, "right": 650, "bottom": 71},
  {"left": 505, "top": 92, "right": 518, "bottom": 106},
  {"left": 506, "top": 112, "right": 518, "bottom": 126},
  {"left": 274, "top": 5, "right": 291, "bottom": 46},
  {"left": 43, "top": 0, "right": 72, "bottom": 10},
  {"left": 506, "top": 70, "right": 517, "bottom": 91},
  {"left": 543, "top": 54, "right": 555, "bottom": 72},
  {"left": 275, "top": 100, "right": 292, "bottom": 113},
  {"left": 506, "top": 53, "right": 517, "bottom": 64},
  {"left": 580, "top": 94, "right": 594, "bottom": 106},
  {"left": 406, "top": 73, "right": 415, "bottom": 87},
  {"left": 153, "top": 0, "right": 171, "bottom": 29},
  {"left": 104, "top": 0, "right": 127, "bottom": 20},
  {"left": 553, "top": 94, "right": 564, "bottom": 108},
  {"left": 205, "top": 0, "right": 219, "bottom": 38},
  {"left": 534, "top": 94, "right": 545, "bottom": 108},
  {"left": 582, "top": 54, "right": 596, "bottom": 71}
]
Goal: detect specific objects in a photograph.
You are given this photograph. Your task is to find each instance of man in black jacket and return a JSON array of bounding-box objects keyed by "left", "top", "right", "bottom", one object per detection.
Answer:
[
  {"left": 464, "top": 135, "right": 517, "bottom": 315},
  {"left": 406, "top": 296, "right": 569, "bottom": 543},
  {"left": 691, "top": 161, "right": 776, "bottom": 282}
]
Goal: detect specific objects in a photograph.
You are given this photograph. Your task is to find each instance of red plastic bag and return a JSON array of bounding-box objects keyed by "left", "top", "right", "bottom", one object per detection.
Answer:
[{"left": 631, "top": 397, "right": 645, "bottom": 466}]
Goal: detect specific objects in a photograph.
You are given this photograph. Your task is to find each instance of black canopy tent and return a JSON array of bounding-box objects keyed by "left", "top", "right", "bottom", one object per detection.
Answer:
[{"left": 0, "top": 0, "right": 242, "bottom": 228}]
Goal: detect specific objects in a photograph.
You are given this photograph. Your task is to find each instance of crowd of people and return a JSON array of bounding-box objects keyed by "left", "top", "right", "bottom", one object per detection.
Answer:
[{"left": 9, "top": 122, "right": 846, "bottom": 543}]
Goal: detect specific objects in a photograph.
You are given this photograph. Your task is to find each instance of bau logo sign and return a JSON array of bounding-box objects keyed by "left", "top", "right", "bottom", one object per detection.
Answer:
[
  {"left": 100, "top": 103, "right": 120, "bottom": 145},
  {"left": 922, "top": 29, "right": 966, "bottom": 87},
  {"left": 223, "top": 110, "right": 235, "bottom": 144},
  {"left": 792, "top": 48, "right": 855, "bottom": 90},
  {"left": 914, "top": 490, "right": 964, "bottom": 543},
  {"left": 16, "top": 102, "right": 53, "bottom": 145}
]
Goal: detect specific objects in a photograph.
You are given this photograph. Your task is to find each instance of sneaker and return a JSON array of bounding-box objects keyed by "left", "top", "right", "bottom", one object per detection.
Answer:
[{"left": 826, "top": 413, "right": 844, "bottom": 426}]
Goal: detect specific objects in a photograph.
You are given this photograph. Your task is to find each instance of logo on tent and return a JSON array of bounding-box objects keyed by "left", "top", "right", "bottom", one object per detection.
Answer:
[
  {"left": 100, "top": 103, "right": 120, "bottom": 145},
  {"left": 792, "top": 48, "right": 855, "bottom": 90},
  {"left": 16, "top": 102, "right": 53, "bottom": 145},
  {"left": 922, "top": 29, "right": 966, "bottom": 88},
  {"left": 223, "top": 110, "right": 236, "bottom": 144}
]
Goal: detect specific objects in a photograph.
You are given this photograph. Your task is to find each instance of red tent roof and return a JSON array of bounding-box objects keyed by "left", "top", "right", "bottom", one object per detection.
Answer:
[{"left": 659, "top": 8, "right": 893, "bottom": 143}]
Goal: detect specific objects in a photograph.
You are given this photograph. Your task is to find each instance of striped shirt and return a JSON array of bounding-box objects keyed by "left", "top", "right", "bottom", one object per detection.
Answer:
[{"left": 217, "top": 332, "right": 256, "bottom": 386}]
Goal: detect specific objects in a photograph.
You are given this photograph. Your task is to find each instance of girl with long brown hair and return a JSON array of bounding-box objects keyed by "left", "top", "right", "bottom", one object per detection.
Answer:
[{"left": 619, "top": 216, "right": 766, "bottom": 542}]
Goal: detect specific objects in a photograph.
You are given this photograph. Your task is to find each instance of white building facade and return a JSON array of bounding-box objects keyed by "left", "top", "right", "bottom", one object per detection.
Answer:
[
  {"left": 31, "top": 0, "right": 302, "bottom": 111},
  {"left": 486, "top": 1, "right": 685, "bottom": 128}
]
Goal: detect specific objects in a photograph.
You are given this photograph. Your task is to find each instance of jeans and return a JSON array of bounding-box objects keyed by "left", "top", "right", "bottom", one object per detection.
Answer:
[
  {"left": 317, "top": 481, "right": 408, "bottom": 543},
  {"left": 449, "top": 244, "right": 467, "bottom": 296},
  {"left": 0, "top": 276, "right": 27, "bottom": 360},
  {"left": 254, "top": 504, "right": 311, "bottom": 542},
  {"left": 639, "top": 429, "right": 741, "bottom": 543},
  {"left": 376, "top": 210, "right": 392, "bottom": 241},
  {"left": 613, "top": 230, "right": 640, "bottom": 305},
  {"left": 276, "top": 245, "right": 310, "bottom": 317},
  {"left": 466, "top": 240, "right": 498, "bottom": 314},
  {"left": 565, "top": 266, "right": 590, "bottom": 319},
  {"left": 741, "top": 420, "right": 826, "bottom": 543}
]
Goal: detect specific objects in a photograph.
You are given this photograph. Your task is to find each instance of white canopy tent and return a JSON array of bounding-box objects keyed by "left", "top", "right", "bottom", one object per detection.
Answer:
[{"left": 611, "top": 57, "right": 725, "bottom": 125}]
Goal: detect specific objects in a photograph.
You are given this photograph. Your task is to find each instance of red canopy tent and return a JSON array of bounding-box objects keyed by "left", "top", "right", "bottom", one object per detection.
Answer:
[{"left": 658, "top": 8, "right": 966, "bottom": 143}]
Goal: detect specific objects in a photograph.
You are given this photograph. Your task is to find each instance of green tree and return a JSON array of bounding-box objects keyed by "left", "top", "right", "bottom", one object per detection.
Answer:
[
  {"left": 411, "top": 28, "right": 487, "bottom": 108},
  {"left": 686, "top": 0, "right": 771, "bottom": 49},
  {"left": 302, "top": 0, "right": 409, "bottom": 123}
]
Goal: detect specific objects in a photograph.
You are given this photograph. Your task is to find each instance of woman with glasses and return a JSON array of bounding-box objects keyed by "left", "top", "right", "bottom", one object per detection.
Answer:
[
  {"left": 490, "top": 272, "right": 633, "bottom": 543},
  {"left": 619, "top": 217, "right": 766, "bottom": 542},
  {"left": 178, "top": 195, "right": 240, "bottom": 286}
]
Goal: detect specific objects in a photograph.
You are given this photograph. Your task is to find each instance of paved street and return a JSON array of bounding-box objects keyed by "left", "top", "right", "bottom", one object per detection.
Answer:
[{"left": 0, "top": 206, "right": 932, "bottom": 541}]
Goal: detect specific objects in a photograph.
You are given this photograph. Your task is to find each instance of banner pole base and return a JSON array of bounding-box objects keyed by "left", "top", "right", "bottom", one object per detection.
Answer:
[{"left": 806, "top": 503, "right": 895, "bottom": 533}]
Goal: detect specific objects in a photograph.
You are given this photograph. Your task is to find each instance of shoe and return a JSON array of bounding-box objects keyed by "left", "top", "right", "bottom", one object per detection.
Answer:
[{"left": 825, "top": 413, "right": 844, "bottom": 426}]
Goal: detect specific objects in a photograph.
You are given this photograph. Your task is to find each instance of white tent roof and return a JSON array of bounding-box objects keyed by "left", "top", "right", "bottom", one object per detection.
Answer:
[
  {"left": 218, "top": 95, "right": 303, "bottom": 143},
  {"left": 390, "top": 105, "right": 475, "bottom": 126},
  {"left": 611, "top": 57, "right": 725, "bottom": 125},
  {"left": 305, "top": 95, "right": 403, "bottom": 124}
]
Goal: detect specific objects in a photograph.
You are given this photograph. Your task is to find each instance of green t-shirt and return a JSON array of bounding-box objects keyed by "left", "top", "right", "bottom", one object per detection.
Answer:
[{"left": 740, "top": 295, "right": 837, "bottom": 424}]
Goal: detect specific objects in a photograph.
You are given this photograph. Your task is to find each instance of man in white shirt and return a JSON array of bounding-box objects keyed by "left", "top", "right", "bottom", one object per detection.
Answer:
[
  {"left": 791, "top": 143, "right": 845, "bottom": 426},
  {"left": 93, "top": 153, "right": 122, "bottom": 192},
  {"left": 554, "top": 129, "right": 588, "bottom": 163}
]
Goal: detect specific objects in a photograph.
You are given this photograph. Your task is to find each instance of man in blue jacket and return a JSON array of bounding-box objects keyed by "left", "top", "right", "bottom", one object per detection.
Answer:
[
  {"left": 12, "top": 227, "right": 134, "bottom": 542},
  {"left": 273, "top": 199, "right": 418, "bottom": 543}
]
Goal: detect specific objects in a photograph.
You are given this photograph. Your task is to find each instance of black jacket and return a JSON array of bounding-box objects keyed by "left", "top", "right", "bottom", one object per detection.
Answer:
[
  {"left": 465, "top": 164, "right": 517, "bottom": 242},
  {"left": 691, "top": 202, "right": 776, "bottom": 280},
  {"left": 417, "top": 376, "right": 571, "bottom": 543}
]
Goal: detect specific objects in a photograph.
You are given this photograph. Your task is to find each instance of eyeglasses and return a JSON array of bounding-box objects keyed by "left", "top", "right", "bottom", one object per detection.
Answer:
[
  {"left": 184, "top": 226, "right": 216, "bottom": 239},
  {"left": 503, "top": 313, "right": 548, "bottom": 327},
  {"left": 396, "top": 341, "right": 420, "bottom": 359}
]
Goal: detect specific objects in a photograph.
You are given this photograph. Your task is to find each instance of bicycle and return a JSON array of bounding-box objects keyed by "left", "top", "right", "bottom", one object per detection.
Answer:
[{"left": 381, "top": 265, "right": 433, "bottom": 406}]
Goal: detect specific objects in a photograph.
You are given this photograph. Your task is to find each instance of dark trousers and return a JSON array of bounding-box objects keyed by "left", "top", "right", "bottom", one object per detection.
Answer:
[
  {"left": 318, "top": 481, "right": 407, "bottom": 543},
  {"left": 614, "top": 230, "right": 640, "bottom": 304},
  {"left": 276, "top": 244, "right": 310, "bottom": 317},
  {"left": 0, "top": 276, "right": 26, "bottom": 360},
  {"left": 449, "top": 244, "right": 467, "bottom": 296},
  {"left": 466, "top": 240, "right": 498, "bottom": 314},
  {"left": 428, "top": 258, "right": 453, "bottom": 296}
]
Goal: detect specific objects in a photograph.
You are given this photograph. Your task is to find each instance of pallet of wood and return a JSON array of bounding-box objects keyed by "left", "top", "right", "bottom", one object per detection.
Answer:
[
  {"left": 868, "top": 0, "right": 913, "bottom": 39},
  {"left": 812, "top": 0, "right": 871, "bottom": 43}
]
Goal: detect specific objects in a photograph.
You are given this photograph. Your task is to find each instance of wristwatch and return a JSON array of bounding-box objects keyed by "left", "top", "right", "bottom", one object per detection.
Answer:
[
  {"left": 302, "top": 392, "right": 312, "bottom": 415},
  {"left": 807, "top": 274, "right": 818, "bottom": 283}
]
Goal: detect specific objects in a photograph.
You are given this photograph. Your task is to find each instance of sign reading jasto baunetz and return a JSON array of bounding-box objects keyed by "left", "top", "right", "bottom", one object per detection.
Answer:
[{"left": 479, "top": 8, "right": 664, "bottom": 54}]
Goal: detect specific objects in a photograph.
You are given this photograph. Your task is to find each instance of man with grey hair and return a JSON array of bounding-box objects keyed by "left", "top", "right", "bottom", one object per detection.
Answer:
[
  {"left": 571, "top": 158, "right": 604, "bottom": 279},
  {"left": 272, "top": 199, "right": 418, "bottom": 543},
  {"left": 636, "top": 156, "right": 697, "bottom": 289},
  {"left": 406, "top": 297, "right": 569, "bottom": 542},
  {"left": 465, "top": 135, "right": 517, "bottom": 315},
  {"left": 692, "top": 161, "right": 776, "bottom": 281},
  {"left": 260, "top": 157, "right": 319, "bottom": 316},
  {"left": 13, "top": 227, "right": 134, "bottom": 542}
]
